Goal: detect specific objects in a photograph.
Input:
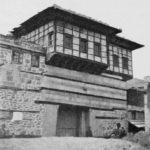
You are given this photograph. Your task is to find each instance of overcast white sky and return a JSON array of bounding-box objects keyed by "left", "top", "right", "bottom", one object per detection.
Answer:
[{"left": 0, "top": 0, "right": 149, "bottom": 79}]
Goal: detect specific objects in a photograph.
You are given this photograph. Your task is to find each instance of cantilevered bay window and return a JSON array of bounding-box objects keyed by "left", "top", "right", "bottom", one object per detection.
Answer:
[{"left": 108, "top": 44, "right": 132, "bottom": 76}]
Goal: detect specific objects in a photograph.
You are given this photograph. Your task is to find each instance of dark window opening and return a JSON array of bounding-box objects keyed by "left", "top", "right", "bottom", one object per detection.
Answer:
[
  {"left": 80, "top": 39, "right": 88, "bottom": 53},
  {"left": 113, "top": 54, "right": 119, "bottom": 67},
  {"left": 31, "top": 54, "right": 39, "bottom": 67},
  {"left": 122, "top": 57, "right": 128, "bottom": 69},
  {"left": 131, "top": 111, "right": 136, "bottom": 120},
  {"left": 48, "top": 31, "right": 53, "bottom": 46},
  {"left": 64, "top": 34, "right": 73, "bottom": 49},
  {"left": 12, "top": 51, "right": 23, "bottom": 64},
  {"left": 94, "top": 43, "right": 101, "bottom": 56}
]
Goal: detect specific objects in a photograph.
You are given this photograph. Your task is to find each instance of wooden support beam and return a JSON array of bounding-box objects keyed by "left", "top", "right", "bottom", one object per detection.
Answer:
[
  {"left": 47, "top": 53, "right": 109, "bottom": 76},
  {"left": 94, "top": 64, "right": 101, "bottom": 75},
  {"left": 77, "top": 61, "right": 87, "bottom": 72},
  {"left": 72, "top": 60, "right": 80, "bottom": 70},
  {"left": 76, "top": 60, "right": 84, "bottom": 71},
  {"left": 54, "top": 55, "right": 62, "bottom": 67},
  {"left": 67, "top": 58, "right": 75, "bottom": 70},
  {"left": 90, "top": 64, "right": 98, "bottom": 74},
  {"left": 56, "top": 56, "right": 64, "bottom": 67},
  {"left": 60, "top": 57, "right": 70, "bottom": 68},
  {"left": 84, "top": 62, "right": 93, "bottom": 73},
  {"left": 68, "top": 59, "right": 77, "bottom": 70}
]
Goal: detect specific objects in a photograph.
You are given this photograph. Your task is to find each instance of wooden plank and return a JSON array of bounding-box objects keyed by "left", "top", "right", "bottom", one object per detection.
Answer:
[{"left": 42, "top": 76, "right": 126, "bottom": 100}]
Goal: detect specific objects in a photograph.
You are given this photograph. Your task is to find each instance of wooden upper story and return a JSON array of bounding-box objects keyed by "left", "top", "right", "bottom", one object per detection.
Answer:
[{"left": 11, "top": 5, "right": 143, "bottom": 81}]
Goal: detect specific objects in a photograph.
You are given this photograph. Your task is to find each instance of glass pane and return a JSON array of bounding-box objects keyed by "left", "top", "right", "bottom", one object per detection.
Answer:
[
  {"left": 94, "top": 43, "right": 101, "bottom": 56},
  {"left": 64, "top": 34, "right": 73, "bottom": 49},
  {"left": 113, "top": 55, "right": 119, "bottom": 67},
  {"left": 80, "top": 39, "right": 87, "bottom": 53}
]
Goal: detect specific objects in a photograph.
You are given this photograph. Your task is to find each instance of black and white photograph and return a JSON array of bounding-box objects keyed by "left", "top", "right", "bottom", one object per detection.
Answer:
[{"left": 0, "top": 0, "right": 149, "bottom": 149}]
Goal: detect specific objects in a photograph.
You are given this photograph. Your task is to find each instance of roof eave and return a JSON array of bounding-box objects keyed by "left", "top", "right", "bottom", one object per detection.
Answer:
[
  {"left": 12, "top": 6, "right": 121, "bottom": 37},
  {"left": 108, "top": 36, "right": 144, "bottom": 51}
]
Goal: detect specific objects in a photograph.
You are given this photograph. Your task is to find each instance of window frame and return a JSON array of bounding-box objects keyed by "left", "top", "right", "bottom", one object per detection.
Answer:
[
  {"left": 79, "top": 38, "right": 88, "bottom": 53},
  {"left": 48, "top": 31, "right": 53, "bottom": 46},
  {"left": 12, "top": 50, "right": 23, "bottom": 64},
  {"left": 131, "top": 111, "right": 136, "bottom": 120},
  {"left": 31, "top": 54, "right": 40, "bottom": 68},
  {"left": 64, "top": 33, "right": 73, "bottom": 49},
  {"left": 122, "top": 57, "right": 128, "bottom": 70},
  {"left": 94, "top": 42, "right": 101, "bottom": 57},
  {"left": 113, "top": 54, "right": 119, "bottom": 67}
]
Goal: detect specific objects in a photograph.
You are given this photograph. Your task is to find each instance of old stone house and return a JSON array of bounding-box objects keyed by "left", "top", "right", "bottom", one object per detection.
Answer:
[{"left": 0, "top": 5, "right": 143, "bottom": 137}]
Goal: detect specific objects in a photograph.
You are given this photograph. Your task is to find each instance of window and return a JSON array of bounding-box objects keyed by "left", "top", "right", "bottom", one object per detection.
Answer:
[
  {"left": 12, "top": 51, "right": 23, "bottom": 64},
  {"left": 131, "top": 111, "right": 136, "bottom": 120},
  {"left": 94, "top": 43, "right": 101, "bottom": 56},
  {"left": 64, "top": 34, "right": 73, "bottom": 49},
  {"left": 80, "top": 38, "right": 88, "bottom": 53},
  {"left": 113, "top": 54, "right": 119, "bottom": 67},
  {"left": 31, "top": 54, "right": 39, "bottom": 67},
  {"left": 48, "top": 31, "right": 53, "bottom": 46},
  {"left": 122, "top": 57, "right": 128, "bottom": 69}
]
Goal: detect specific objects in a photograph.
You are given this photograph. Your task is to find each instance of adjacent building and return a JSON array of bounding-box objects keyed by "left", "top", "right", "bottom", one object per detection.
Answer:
[
  {"left": 127, "top": 79, "right": 145, "bottom": 132},
  {"left": 0, "top": 5, "right": 143, "bottom": 137}
]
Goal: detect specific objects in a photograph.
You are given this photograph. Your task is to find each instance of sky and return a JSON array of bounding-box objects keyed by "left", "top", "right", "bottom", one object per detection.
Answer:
[{"left": 0, "top": 0, "right": 149, "bottom": 79}]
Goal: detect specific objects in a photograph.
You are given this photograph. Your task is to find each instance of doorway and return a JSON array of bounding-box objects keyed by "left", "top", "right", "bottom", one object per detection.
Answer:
[{"left": 56, "top": 105, "right": 89, "bottom": 137}]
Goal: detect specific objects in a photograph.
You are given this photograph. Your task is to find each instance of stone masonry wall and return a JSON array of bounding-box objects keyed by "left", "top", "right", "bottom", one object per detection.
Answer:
[
  {"left": 0, "top": 38, "right": 46, "bottom": 137},
  {"left": 0, "top": 47, "right": 12, "bottom": 65},
  {"left": 0, "top": 89, "right": 44, "bottom": 137},
  {"left": 89, "top": 109, "right": 127, "bottom": 137}
]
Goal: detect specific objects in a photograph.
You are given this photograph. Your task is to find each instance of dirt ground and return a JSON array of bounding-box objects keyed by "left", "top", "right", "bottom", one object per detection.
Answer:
[{"left": 0, "top": 137, "right": 147, "bottom": 150}]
